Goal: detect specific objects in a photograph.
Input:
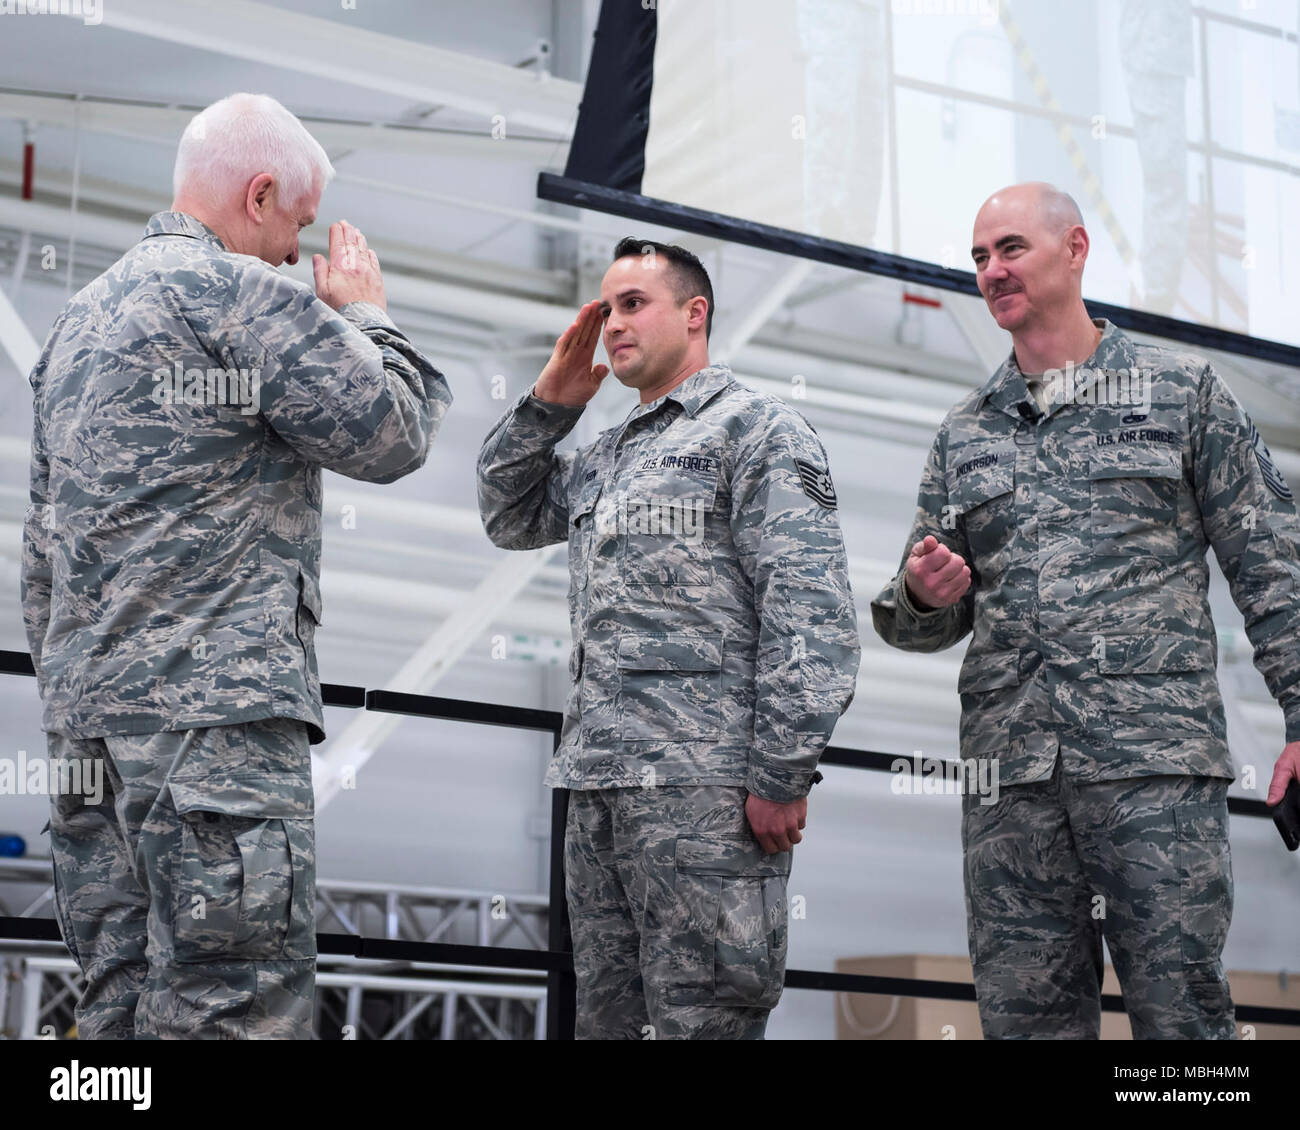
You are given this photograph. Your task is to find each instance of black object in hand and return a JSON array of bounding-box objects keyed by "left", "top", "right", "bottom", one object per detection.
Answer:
[{"left": 1271, "top": 777, "right": 1300, "bottom": 852}]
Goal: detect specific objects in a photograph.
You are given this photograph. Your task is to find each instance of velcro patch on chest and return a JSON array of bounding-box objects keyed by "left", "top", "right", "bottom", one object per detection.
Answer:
[{"left": 795, "top": 458, "right": 837, "bottom": 508}]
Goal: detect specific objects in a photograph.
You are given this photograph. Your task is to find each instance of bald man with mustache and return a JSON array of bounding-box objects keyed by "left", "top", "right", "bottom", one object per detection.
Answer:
[{"left": 872, "top": 182, "right": 1300, "bottom": 1040}]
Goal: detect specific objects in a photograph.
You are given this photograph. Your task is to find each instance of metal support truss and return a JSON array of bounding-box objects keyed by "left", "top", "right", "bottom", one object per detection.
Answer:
[{"left": 0, "top": 861, "right": 551, "bottom": 1040}]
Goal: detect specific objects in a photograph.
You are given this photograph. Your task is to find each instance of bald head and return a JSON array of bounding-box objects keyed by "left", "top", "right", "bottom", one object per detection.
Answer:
[
  {"left": 976, "top": 182, "right": 1083, "bottom": 238},
  {"left": 970, "top": 181, "right": 1091, "bottom": 337}
]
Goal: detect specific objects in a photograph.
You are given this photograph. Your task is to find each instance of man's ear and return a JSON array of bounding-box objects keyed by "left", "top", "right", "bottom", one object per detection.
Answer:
[
  {"left": 245, "top": 174, "right": 276, "bottom": 225},
  {"left": 1067, "top": 224, "right": 1090, "bottom": 270}
]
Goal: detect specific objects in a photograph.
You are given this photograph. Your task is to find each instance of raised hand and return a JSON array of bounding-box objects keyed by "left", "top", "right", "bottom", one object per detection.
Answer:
[
  {"left": 533, "top": 300, "right": 610, "bottom": 407},
  {"left": 313, "top": 220, "right": 386, "bottom": 312}
]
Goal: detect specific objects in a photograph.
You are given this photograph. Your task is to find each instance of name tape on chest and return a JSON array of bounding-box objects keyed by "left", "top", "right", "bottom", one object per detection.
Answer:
[
  {"left": 636, "top": 453, "right": 719, "bottom": 475},
  {"left": 954, "top": 452, "right": 1000, "bottom": 480},
  {"left": 795, "top": 458, "right": 837, "bottom": 508}
]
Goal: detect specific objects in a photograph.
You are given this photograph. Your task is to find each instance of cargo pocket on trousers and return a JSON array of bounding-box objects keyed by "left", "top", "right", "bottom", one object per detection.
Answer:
[
  {"left": 664, "top": 836, "right": 792, "bottom": 1009},
  {"left": 169, "top": 777, "right": 316, "bottom": 963},
  {"left": 1175, "top": 801, "right": 1232, "bottom": 965}
]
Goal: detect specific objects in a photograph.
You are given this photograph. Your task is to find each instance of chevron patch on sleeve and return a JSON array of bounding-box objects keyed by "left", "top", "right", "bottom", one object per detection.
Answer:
[{"left": 794, "top": 458, "right": 837, "bottom": 508}]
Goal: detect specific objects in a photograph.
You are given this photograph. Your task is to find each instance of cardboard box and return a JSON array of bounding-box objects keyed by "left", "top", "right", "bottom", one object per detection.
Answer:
[{"left": 834, "top": 954, "right": 1299, "bottom": 1039}]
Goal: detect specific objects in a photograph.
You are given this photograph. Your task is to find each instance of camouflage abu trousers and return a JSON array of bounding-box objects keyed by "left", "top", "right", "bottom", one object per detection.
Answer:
[
  {"left": 961, "top": 759, "right": 1235, "bottom": 1039},
  {"left": 565, "top": 785, "right": 792, "bottom": 1040},
  {"left": 46, "top": 717, "right": 316, "bottom": 1039}
]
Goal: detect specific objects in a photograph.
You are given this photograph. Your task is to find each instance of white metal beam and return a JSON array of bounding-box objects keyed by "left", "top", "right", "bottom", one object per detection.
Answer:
[
  {"left": 0, "top": 282, "right": 39, "bottom": 377},
  {"left": 716, "top": 260, "right": 815, "bottom": 362},
  {"left": 98, "top": 0, "right": 581, "bottom": 137},
  {"left": 0, "top": 90, "right": 563, "bottom": 164},
  {"left": 311, "top": 547, "right": 563, "bottom": 810}
]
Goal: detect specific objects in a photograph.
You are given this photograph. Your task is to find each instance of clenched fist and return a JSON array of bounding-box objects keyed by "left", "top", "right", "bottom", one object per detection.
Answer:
[
  {"left": 905, "top": 535, "right": 971, "bottom": 610},
  {"left": 313, "top": 220, "right": 386, "bottom": 312}
]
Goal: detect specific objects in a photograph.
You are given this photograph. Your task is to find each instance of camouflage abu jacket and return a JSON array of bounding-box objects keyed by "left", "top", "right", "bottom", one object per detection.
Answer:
[
  {"left": 872, "top": 319, "right": 1300, "bottom": 785},
  {"left": 478, "top": 364, "right": 861, "bottom": 801},
  {"left": 21, "top": 211, "right": 451, "bottom": 743}
]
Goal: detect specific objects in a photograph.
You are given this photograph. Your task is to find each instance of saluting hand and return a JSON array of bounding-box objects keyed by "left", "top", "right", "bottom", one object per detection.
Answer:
[
  {"left": 533, "top": 300, "right": 610, "bottom": 407},
  {"left": 905, "top": 534, "right": 972, "bottom": 610},
  {"left": 313, "top": 220, "right": 386, "bottom": 312}
]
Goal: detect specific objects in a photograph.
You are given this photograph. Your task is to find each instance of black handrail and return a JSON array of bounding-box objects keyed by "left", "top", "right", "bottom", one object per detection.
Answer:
[{"left": 1, "top": 649, "right": 1295, "bottom": 1036}]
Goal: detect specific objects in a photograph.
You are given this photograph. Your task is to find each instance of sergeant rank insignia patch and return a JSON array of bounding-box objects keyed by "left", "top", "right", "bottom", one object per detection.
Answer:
[
  {"left": 1251, "top": 424, "right": 1294, "bottom": 501},
  {"left": 795, "top": 458, "right": 837, "bottom": 508}
]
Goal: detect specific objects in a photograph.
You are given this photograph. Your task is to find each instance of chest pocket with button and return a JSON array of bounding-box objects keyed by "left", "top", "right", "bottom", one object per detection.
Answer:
[
  {"left": 947, "top": 448, "right": 1015, "bottom": 577},
  {"left": 1088, "top": 448, "right": 1183, "bottom": 557},
  {"left": 568, "top": 479, "right": 602, "bottom": 595},
  {"left": 619, "top": 467, "right": 719, "bottom": 587}
]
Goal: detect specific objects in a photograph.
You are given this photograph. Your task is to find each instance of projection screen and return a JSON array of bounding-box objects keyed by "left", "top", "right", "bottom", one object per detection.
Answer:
[{"left": 540, "top": 0, "right": 1300, "bottom": 368}]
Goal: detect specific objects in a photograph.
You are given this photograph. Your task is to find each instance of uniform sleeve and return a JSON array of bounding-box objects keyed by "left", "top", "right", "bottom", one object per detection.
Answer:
[
  {"left": 730, "top": 406, "right": 861, "bottom": 803},
  {"left": 477, "top": 386, "right": 586, "bottom": 550},
  {"left": 869, "top": 417, "right": 974, "bottom": 652},
  {"left": 1192, "top": 364, "right": 1300, "bottom": 741},
  {"left": 221, "top": 270, "right": 452, "bottom": 484},
  {"left": 19, "top": 341, "right": 54, "bottom": 691}
]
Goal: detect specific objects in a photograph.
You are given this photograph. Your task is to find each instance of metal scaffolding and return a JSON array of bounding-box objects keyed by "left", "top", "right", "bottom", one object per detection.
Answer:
[{"left": 0, "top": 859, "right": 550, "bottom": 1040}]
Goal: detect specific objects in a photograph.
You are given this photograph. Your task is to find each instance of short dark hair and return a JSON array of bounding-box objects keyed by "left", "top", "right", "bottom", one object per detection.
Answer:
[{"left": 612, "top": 237, "right": 714, "bottom": 340}]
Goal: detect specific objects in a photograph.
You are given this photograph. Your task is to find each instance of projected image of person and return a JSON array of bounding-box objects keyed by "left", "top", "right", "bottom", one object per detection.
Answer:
[
  {"left": 872, "top": 181, "right": 1300, "bottom": 1040},
  {"left": 1120, "top": 0, "right": 1192, "bottom": 316},
  {"left": 477, "top": 239, "right": 860, "bottom": 1040},
  {"left": 796, "top": 0, "right": 886, "bottom": 245}
]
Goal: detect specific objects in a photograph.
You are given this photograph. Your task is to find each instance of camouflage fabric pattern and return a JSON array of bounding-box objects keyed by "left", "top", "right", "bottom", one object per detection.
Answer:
[
  {"left": 47, "top": 717, "right": 315, "bottom": 1039},
  {"left": 565, "top": 785, "right": 790, "bottom": 1039},
  {"left": 21, "top": 211, "right": 451, "bottom": 745},
  {"left": 478, "top": 364, "right": 861, "bottom": 801},
  {"left": 962, "top": 767, "right": 1234, "bottom": 1039},
  {"left": 871, "top": 319, "right": 1300, "bottom": 785}
]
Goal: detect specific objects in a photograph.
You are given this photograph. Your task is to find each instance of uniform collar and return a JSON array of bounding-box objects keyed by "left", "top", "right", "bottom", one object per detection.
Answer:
[
  {"left": 660, "top": 363, "right": 733, "bottom": 418},
  {"left": 141, "top": 211, "right": 230, "bottom": 251},
  {"left": 623, "top": 363, "right": 733, "bottom": 424},
  {"left": 978, "top": 318, "right": 1136, "bottom": 421}
]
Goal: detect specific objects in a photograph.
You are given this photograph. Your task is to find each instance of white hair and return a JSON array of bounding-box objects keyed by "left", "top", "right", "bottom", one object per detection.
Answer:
[{"left": 173, "top": 93, "right": 335, "bottom": 211}]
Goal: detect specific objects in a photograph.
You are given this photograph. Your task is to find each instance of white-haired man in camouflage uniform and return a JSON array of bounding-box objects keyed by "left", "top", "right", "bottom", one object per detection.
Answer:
[{"left": 21, "top": 93, "right": 451, "bottom": 1039}]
